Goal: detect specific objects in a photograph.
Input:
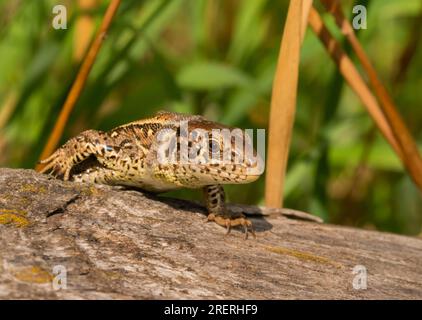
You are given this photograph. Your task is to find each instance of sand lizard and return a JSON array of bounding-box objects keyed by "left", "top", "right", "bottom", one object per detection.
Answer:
[{"left": 39, "top": 111, "right": 264, "bottom": 239}]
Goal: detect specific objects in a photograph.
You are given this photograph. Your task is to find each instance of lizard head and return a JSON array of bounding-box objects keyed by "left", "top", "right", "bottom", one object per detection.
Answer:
[{"left": 154, "top": 116, "right": 264, "bottom": 186}]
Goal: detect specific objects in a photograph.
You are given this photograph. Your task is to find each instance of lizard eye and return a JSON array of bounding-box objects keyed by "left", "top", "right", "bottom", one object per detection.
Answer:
[
  {"left": 209, "top": 140, "right": 221, "bottom": 162},
  {"left": 209, "top": 140, "right": 220, "bottom": 153}
]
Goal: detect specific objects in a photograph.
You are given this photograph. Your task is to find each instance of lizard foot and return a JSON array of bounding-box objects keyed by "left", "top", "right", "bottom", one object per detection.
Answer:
[
  {"left": 38, "top": 149, "right": 74, "bottom": 181},
  {"left": 206, "top": 213, "right": 256, "bottom": 240}
]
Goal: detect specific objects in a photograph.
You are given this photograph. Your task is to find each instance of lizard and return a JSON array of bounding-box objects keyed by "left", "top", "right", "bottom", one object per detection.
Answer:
[{"left": 39, "top": 111, "right": 264, "bottom": 239}]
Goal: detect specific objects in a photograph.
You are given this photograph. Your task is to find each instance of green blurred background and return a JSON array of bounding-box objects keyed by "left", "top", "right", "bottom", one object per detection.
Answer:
[{"left": 0, "top": 0, "right": 421, "bottom": 235}]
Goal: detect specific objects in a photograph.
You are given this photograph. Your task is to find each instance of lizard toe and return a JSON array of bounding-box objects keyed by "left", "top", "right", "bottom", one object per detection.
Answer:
[{"left": 207, "top": 213, "right": 255, "bottom": 240}]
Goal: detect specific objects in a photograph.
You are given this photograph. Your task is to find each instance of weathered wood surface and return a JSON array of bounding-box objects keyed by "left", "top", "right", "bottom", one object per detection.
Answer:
[{"left": 0, "top": 168, "right": 421, "bottom": 299}]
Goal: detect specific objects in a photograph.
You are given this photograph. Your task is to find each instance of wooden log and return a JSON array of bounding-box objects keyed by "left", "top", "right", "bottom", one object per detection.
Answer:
[{"left": 0, "top": 168, "right": 420, "bottom": 299}]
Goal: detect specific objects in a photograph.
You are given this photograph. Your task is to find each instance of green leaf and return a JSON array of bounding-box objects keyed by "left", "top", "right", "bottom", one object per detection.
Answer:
[
  {"left": 222, "top": 58, "right": 275, "bottom": 123},
  {"left": 176, "top": 62, "right": 253, "bottom": 90},
  {"left": 329, "top": 138, "right": 405, "bottom": 172},
  {"left": 228, "top": 0, "right": 269, "bottom": 64},
  {"left": 284, "top": 160, "right": 313, "bottom": 198}
]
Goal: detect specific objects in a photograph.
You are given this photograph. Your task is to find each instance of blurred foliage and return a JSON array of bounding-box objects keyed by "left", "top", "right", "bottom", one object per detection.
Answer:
[{"left": 0, "top": 0, "right": 421, "bottom": 235}]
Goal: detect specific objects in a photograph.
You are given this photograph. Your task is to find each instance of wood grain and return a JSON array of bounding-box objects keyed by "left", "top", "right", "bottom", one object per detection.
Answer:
[{"left": 0, "top": 168, "right": 421, "bottom": 299}]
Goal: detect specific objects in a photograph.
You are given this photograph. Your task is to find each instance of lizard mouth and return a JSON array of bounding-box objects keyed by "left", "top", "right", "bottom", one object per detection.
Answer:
[
  {"left": 244, "top": 174, "right": 261, "bottom": 183},
  {"left": 244, "top": 157, "right": 265, "bottom": 179}
]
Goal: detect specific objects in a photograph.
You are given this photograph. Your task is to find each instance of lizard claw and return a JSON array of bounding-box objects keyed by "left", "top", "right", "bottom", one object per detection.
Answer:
[
  {"left": 207, "top": 213, "right": 256, "bottom": 240},
  {"left": 38, "top": 150, "right": 73, "bottom": 181}
]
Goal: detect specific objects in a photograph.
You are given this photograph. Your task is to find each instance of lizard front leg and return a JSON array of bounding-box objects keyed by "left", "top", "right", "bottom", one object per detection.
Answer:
[
  {"left": 72, "top": 166, "right": 121, "bottom": 185},
  {"left": 39, "top": 129, "right": 109, "bottom": 181},
  {"left": 203, "top": 185, "right": 256, "bottom": 239}
]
